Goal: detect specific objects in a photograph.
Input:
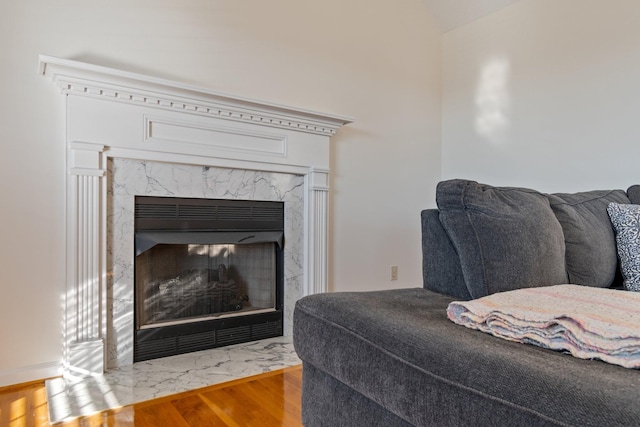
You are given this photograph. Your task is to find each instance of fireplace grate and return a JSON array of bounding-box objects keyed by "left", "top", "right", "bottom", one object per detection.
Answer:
[
  {"left": 134, "top": 337, "right": 177, "bottom": 362},
  {"left": 177, "top": 330, "right": 217, "bottom": 353},
  {"left": 135, "top": 197, "right": 284, "bottom": 225},
  {"left": 216, "top": 326, "right": 252, "bottom": 346},
  {"left": 134, "top": 316, "right": 283, "bottom": 362}
]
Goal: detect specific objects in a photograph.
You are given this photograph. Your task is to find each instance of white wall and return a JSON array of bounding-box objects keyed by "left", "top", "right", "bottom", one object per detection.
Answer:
[
  {"left": 442, "top": 0, "right": 640, "bottom": 193},
  {"left": 0, "top": 0, "right": 442, "bottom": 385}
]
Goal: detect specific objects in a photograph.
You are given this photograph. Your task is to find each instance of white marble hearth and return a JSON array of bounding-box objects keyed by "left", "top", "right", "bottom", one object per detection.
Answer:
[{"left": 46, "top": 336, "right": 300, "bottom": 424}]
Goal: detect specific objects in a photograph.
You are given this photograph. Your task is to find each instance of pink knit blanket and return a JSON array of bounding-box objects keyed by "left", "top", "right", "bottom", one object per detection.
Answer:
[{"left": 447, "top": 284, "right": 640, "bottom": 368}]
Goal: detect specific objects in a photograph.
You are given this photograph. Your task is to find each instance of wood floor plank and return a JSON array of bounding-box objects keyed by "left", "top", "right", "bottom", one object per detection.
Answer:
[
  {"left": 94, "top": 407, "right": 135, "bottom": 427},
  {"left": 266, "top": 374, "right": 302, "bottom": 422},
  {"left": 236, "top": 375, "right": 301, "bottom": 424},
  {"left": 228, "top": 377, "right": 284, "bottom": 425},
  {"left": 131, "top": 401, "right": 192, "bottom": 427},
  {"left": 233, "top": 381, "right": 285, "bottom": 420},
  {"left": 201, "top": 386, "right": 281, "bottom": 426},
  {"left": 170, "top": 394, "right": 228, "bottom": 426},
  {"left": 195, "top": 393, "right": 243, "bottom": 427},
  {"left": 0, "top": 381, "right": 48, "bottom": 427}
]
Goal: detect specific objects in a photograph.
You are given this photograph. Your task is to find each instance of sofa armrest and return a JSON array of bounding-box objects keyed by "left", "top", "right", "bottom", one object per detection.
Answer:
[{"left": 421, "top": 209, "right": 471, "bottom": 300}]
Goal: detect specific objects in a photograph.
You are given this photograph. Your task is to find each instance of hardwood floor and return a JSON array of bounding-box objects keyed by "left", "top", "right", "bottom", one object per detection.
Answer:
[{"left": 0, "top": 365, "right": 303, "bottom": 426}]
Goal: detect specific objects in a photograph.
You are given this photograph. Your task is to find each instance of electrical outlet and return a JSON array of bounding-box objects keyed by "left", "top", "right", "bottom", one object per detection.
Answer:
[{"left": 391, "top": 265, "right": 398, "bottom": 281}]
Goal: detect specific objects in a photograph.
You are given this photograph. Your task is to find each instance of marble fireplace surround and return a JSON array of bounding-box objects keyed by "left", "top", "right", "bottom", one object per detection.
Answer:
[{"left": 39, "top": 55, "right": 351, "bottom": 375}]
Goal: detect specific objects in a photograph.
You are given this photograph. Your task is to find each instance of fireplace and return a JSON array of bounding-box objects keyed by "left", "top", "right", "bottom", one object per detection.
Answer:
[
  {"left": 39, "top": 55, "right": 351, "bottom": 374},
  {"left": 133, "top": 196, "right": 284, "bottom": 361}
]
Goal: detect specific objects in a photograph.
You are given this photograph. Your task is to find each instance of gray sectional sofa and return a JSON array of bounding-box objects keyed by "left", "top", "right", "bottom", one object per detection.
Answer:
[{"left": 293, "top": 179, "right": 640, "bottom": 426}]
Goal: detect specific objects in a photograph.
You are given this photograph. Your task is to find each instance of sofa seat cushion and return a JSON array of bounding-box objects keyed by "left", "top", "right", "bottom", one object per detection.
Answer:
[
  {"left": 547, "top": 190, "right": 629, "bottom": 288},
  {"left": 436, "top": 180, "right": 567, "bottom": 298},
  {"left": 293, "top": 288, "right": 640, "bottom": 427}
]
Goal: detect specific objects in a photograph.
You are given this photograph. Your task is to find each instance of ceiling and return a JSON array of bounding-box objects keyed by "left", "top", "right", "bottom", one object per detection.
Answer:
[{"left": 422, "top": 0, "right": 524, "bottom": 32}]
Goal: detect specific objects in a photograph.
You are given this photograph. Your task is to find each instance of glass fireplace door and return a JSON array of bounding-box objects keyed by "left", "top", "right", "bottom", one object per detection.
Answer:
[{"left": 136, "top": 242, "right": 276, "bottom": 328}]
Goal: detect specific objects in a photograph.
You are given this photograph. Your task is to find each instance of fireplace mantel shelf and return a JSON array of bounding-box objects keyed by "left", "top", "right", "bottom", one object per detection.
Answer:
[
  {"left": 40, "top": 54, "right": 350, "bottom": 376},
  {"left": 39, "top": 55, "right": 352, "bottom": 137}
]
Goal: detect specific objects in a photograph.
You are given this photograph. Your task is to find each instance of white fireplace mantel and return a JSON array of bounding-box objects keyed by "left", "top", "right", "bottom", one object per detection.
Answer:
[{"left": 39, "top": 55, "right": 352, "bottom": 375}]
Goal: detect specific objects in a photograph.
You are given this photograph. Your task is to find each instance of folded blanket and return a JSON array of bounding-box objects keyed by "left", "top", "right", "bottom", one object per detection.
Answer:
[{"left": 447, "top": 284, "right": 640, "bottom": 368}]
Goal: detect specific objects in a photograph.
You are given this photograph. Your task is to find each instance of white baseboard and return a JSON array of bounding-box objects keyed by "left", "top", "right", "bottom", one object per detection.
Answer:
[{"left": 0, "top": 361, "right": 62, "bottom": 387}]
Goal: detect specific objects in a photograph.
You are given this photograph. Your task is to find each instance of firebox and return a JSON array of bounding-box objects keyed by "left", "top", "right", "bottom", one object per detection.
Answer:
[{"left": 134, "top": 196, "right": 284, "bottom": 362}]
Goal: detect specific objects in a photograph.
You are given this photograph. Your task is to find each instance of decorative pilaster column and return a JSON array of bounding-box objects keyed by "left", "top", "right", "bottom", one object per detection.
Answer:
[
  {"left": 65, "top": 142, "right": 105, "bottom": 375},
  {"left": 305, "top": 168, "right": 330, "bottom": 296}
]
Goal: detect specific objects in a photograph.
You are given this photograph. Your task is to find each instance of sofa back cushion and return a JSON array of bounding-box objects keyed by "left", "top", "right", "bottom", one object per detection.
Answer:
[
  {"left": 628, "top": 185, "right": 640, "bottom": 205},
  {"left": 421, "top": 209, "right": 472, "bottom": 300},
  {"left": 436, "top": 179, "right": 568, "bottom": 298},
  {"left": 547, "top": 190, "right": 630, "bottom": 288}
]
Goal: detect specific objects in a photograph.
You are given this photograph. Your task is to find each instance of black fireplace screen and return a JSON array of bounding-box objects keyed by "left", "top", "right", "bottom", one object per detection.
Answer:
[{"left": 133, "top": 196, "right": 284, "bottom": 361}]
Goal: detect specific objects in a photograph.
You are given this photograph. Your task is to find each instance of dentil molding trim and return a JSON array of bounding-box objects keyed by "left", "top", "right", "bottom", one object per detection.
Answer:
[{"left": 39, "top": 55, "right": 353, "bottom": 136}]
